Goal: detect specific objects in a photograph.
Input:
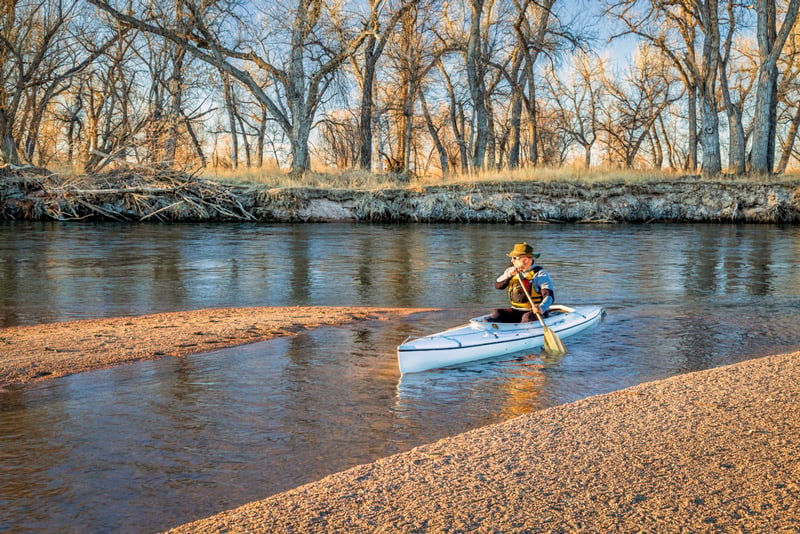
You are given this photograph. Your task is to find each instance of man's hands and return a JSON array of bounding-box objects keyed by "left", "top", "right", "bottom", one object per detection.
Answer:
[{"left": 496, "top": 265, "right": 520, "bottom": 283}]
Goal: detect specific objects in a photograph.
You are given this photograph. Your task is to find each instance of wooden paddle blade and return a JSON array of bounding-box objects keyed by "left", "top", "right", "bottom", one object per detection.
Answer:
[{"left": 543, "top": 325, "right": 567, "bottom": 355}]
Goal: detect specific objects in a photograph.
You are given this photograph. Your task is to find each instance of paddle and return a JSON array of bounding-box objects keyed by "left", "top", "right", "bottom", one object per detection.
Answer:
[{"left": 516, "top": 273, "right": 567, "bottom": 355}]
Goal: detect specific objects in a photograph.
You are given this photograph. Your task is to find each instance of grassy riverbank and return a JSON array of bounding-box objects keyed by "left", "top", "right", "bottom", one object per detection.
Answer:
[
  {"left": 2, "top": 166, "right": 800, "bottom": 223},
  {"left": 204, "top": 166, "right": 800, "bottom": 189}
]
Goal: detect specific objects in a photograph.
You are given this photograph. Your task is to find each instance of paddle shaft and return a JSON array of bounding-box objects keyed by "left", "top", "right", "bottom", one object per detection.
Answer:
[
  {"left": 515, "top": 272, "right": 566, "bottom": 354},
  {"left": 514, "top": 272, "right": 542, "bottom": 315}
]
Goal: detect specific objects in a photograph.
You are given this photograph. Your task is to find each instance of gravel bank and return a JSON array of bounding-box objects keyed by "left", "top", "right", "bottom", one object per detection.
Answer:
[{"left": 167, "top": 350, "right": 800, "bottom": 533}]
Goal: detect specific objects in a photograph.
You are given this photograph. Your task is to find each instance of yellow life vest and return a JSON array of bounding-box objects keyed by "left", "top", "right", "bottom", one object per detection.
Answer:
[{"left": 508, "top": 268, "right": 543, "bottom": 310}]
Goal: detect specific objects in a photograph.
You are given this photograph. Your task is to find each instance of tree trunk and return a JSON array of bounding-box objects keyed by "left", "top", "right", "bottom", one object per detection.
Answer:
[
  {"left": 420, "top": 92, "right": 448, "bottom": 176},
  {"left": 223, "top": 77, "right": 239, "bottom": 170},
  {"left": 0, "top": 134, "right": 19, "bottom": 166},
  {"left": 650, "top": 129, "right": 663, "bottom": 169},
  {"left": 698, "top": 0, "right": 722, "bottom": 176},
  {"left": 440, "top": 61, "right": 468, "bottom": 173},
  {"left": 256, "top": 105, "right": 266, "bottom": 168},
  {"left": 466, "top": 0, "right": 487, "bottom": 171},
  {"left": 164, "top": 48, "right": 186, "bottom": 166},
  {"left": 776, "top": 103, "right": 800, "bottom": 174},
  {"left": 507, "top": 79, "right": 523, "bottom": 169},
  {"left": 485, "top": 98, "right": 496, "bottom": 169},
  {"left": 359, "top": 36, "right": 378, "bottom": 171},
  {"left": 719, "top": 66, "right": 746, "bottom": 174},
  {"left": 750, "top": 0, "right": 800, "bottom": 174},
  {"left": 402, "top": 77, "right": 415, "bottom": 173},
  {"left": 699, "top": 93, "right": 722, "bottom": 175},
  {"left": 527, "top": 78, "right": 538, "bottom": 166},
  {"left": 657, "top": 115, "right": 676, "bottom": 171},
  {"left": 686, "top": 86, "right": 698, "bottom": 172}
]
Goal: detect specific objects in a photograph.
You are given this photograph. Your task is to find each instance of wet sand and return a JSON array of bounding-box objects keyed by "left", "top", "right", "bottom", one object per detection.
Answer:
[
  {"left": 164, "top": 350, "right": 800, "bottom": 533},
  {"left": 0, "top": 306, "right": 430, "bottom": 388},
  {"left": 2, "top": 307, "right": 798, "bottom": 532}
]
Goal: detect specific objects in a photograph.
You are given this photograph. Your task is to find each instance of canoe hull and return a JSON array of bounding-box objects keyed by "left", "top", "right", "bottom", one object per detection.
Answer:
[{"left": 397, "top": 305, "right": 604, "bottom": 374}]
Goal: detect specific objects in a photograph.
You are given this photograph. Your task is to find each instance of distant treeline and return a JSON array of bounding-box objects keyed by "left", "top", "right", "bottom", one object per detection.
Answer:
[{"left": 1, "top": 1, "right": 800, "bottom": 178}]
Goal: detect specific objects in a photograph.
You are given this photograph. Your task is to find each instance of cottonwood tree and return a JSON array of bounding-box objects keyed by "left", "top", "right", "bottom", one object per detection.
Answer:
[
  {"left": 89, "top": 0, "right": 371, "bottom": 175},
  {"left": 776, "top": 25, "right": 800, "bottom": 173},
  {"left": 436, "top": 58, "right": 471, "bottom": 173},
  {"left": 134, "top": 27, "right": 210, "bottom": 168},
  {"left": 464, "top": 0, "right": 491, "bottom": 170},
  {"left": 717, "top": 1, "right": 754, "bottom": 175},
  {"left": 436, "top": 0, "right": 510, "bottom": 171},
  {"left": 544, "top": 51, "right": 604, "bottom": 168},
  {"left": 749, "top": 0, "right": 800, "bottom": 174},
  {"left": 505, "top": 0, "right": 587, "bottom": 169},
  {"left": 508, "top": 0, "right": 558, "bottom": 168},
  {"left": 0, "top": 0, "right": 118, "bottom": 167},
  {"left": 379, "top": 0, "right": 447, "bottom": 175},
  {"left": 78, "top": 36, "right": 150, "bottom": 172},
  {"left": 418, "top": 88, "right": 451, "bottom": 175},
  {"left": 350, "top": 0, "right": 417, "bottom": 171},
  {"left": 599, "top": 44, "right": 681, "bottom": 168},
  {"left": 607, "top": 0, "right": 724, "bottom": 176}
]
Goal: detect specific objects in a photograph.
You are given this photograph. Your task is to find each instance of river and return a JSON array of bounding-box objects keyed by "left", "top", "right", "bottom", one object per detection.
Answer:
[{"left": 1, "top": 222, "right": 799, "bottom": 532}]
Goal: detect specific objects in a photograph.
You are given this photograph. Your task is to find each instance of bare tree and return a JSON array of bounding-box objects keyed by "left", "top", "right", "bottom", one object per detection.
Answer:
[
  {"left": 464, "top": 0, "right": 490, "bottom": 170},
  {"left": 511, "top": 0, "right": 559, "bottom": 168},
  {"left": 750, "top": 0, "right": 800, "bottom": 174},
  {"left": 599, "top": 44, "right": 681, "bottom": 168},
  {"left": 418, "top": 90, "right": 450, "bottom": 175},
  {"left": 438, "top": 59, "right": 470, "bottom": 173},
  {"left": 350, "top": 0, "right": 417, "bottom": 171},
  {"left": 79, "top": 37, "right": 148, "bottom": 172},
  {"left": 607, "top": 0, "right": 724, "bottom": 176},
  {"left": 0, "top": 0, "right": 118, "bottom": 167},
  {"left": 544, "top": 51, "right": 604, "bottom": 168},
  {"left": 776, "top": 25, "right": 800, "bottom": 173},
  {"left": 88, "top": 0, "right": 369, "bottom": 175},
  {"left": 318, "top": 110, "right": 360, "bottom": 168},
  {"left": 380, "top": 1, "right": 446, "bottom": 175},
  {"left": 717, "top": 1, "right": 754, "bottom": 175}
]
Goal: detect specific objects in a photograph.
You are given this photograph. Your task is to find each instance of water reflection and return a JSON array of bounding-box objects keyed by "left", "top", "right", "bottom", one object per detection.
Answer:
[{"left": 3, "top": 222, "right": 799, "bottom": 327}]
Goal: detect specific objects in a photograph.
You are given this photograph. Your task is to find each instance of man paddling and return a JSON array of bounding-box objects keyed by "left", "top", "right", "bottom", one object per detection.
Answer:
[{"left": 489, "top": 242, "right": 555, "bottom": 323}]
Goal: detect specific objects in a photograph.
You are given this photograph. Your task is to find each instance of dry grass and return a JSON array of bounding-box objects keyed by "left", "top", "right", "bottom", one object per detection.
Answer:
[{"left": 202, "top": 165, "right": 800, "bottom": 190}]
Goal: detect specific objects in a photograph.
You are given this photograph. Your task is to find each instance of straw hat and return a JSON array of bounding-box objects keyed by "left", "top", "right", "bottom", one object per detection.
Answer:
[{"left": 506, "top": 242, "right": 541, "bottom": 258}]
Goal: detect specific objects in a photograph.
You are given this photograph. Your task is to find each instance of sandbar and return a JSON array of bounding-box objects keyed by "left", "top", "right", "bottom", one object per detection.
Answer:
[{"left": 0, "top": 306, "right": 430, "bottom": 388}]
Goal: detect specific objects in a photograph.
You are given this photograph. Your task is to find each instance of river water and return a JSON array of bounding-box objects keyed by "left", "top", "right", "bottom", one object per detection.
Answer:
[{"left": 1, "top": 222, "right": 799, "bottom": 533}]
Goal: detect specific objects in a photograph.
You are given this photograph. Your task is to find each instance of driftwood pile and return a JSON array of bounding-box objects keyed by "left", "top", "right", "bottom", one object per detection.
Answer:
[{"left": 0, "top": 167, "right": 257, "bottom": 222}]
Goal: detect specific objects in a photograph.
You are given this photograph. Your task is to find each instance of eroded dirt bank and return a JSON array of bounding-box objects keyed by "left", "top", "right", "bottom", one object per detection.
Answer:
[
  {"left": 0, "top": 306, "right": 430, "bottom": 388},
  {"left": 2, "top": 169, "right": 799, "bottom": 223},
  {"left": 167, "top": 349, "right": 800, "bottom": 533}
]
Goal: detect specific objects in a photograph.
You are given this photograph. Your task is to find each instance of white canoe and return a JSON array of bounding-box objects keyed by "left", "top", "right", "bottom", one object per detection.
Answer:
[{"left": 397, "top": 304, "right": 604, "bottom": 374}]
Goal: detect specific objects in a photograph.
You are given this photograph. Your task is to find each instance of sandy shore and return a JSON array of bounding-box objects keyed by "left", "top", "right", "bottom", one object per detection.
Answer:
[
  {"left": 0, "top": 306, "right": 430, "bottom": 388},
  {"left": 165, "top": 349, "right": 800, "bottom": 533}
]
